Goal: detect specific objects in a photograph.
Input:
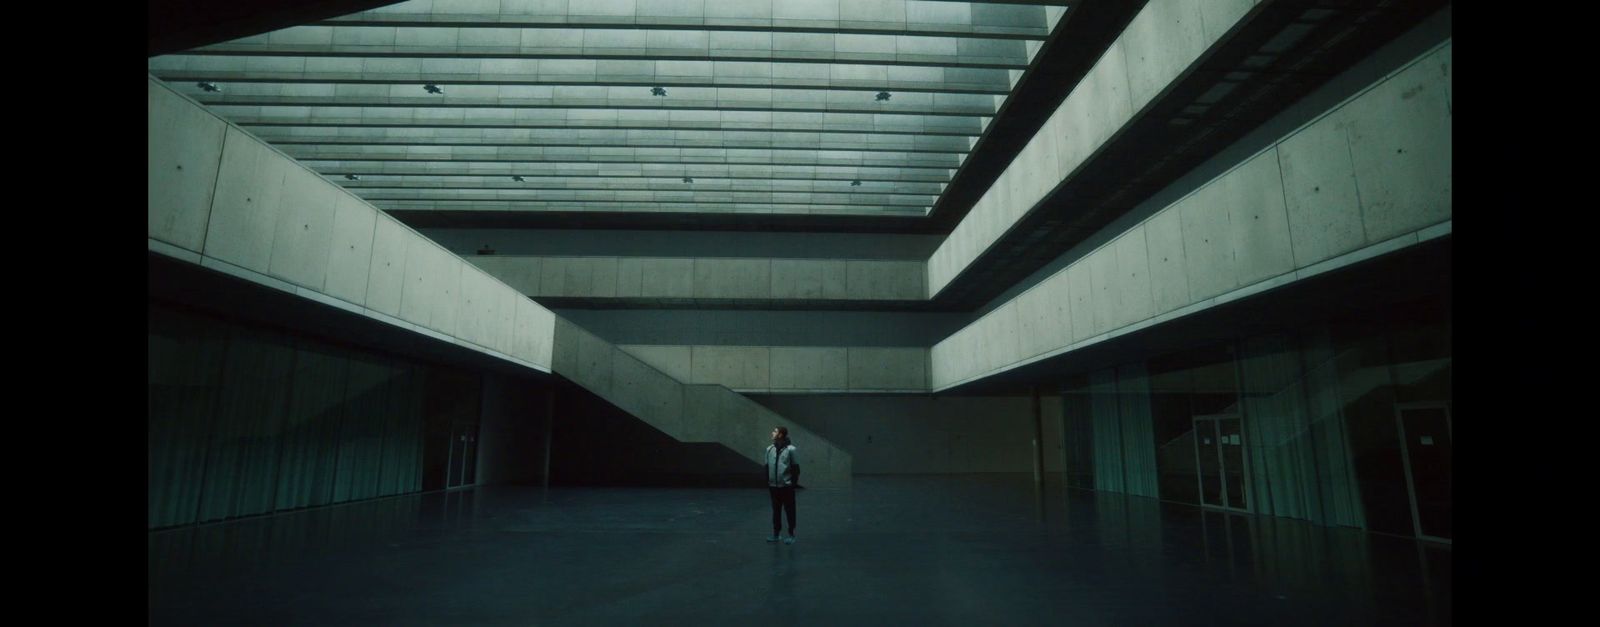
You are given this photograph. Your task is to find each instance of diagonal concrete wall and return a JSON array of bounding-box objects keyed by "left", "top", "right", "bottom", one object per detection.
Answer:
[
  {"left": 553, "top": 320, "right": 853, "bottom": 487},
  {"left": 150, "top": 75, "right": 851, "bottom": 487},
  {"left": 618, "top": 344, "right": 927, "bottom": 393},
  {"left": 931, "top": 40, "right": 1452, "bottom": 391},
  {"left": 149, "top": 76, "right": 557, "bottom": 372}
]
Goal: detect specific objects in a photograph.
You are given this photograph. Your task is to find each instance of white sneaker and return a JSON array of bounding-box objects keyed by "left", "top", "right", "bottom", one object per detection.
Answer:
[{"left": 783, "top": 536, "right": 796, "bottom": 545}]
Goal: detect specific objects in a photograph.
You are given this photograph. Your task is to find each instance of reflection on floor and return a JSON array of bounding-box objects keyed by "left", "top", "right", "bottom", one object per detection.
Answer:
[{"left": 148, "top": 475, "right": 1450, "bottom": 625}]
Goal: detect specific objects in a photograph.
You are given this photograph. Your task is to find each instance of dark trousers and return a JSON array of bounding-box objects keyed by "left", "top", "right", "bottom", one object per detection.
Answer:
[{"left": 769, "top": 486, "right": 797, "bottom": 535}]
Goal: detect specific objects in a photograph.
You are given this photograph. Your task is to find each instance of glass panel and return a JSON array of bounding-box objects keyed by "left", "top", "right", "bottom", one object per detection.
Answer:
[
  {"left": 1401, "top": 407, "right": 1452, "bottom": 539},
  {"left": 447, "top": 423, "right": 467, "bottom": 488},
  {"left": 1218, "top": 418, "right": 1248, "bottom": 511},
  {"left": 1195, "top": 420, "right": 1223, "bottom": 507},
  {"left": 463, "top": 424, "right": 480, "bottom": 486}
]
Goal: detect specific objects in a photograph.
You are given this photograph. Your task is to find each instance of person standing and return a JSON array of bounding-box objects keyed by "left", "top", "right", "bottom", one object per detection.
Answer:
[{"left": 765, "top": 426, "right": 800, "bottom": 544}]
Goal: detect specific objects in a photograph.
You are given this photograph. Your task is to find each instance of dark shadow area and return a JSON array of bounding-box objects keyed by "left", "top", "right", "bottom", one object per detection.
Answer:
[{"left": 549, "top": 384, "right": 765, "bottom": 488}]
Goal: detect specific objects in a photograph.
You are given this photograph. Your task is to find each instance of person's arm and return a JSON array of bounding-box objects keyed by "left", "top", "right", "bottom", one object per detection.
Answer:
[{"left": 788, "top": 448, "right": 801, "bottom": 484}]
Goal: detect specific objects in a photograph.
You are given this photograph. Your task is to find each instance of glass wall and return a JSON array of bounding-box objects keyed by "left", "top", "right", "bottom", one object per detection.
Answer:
[
  {"left": 148, "top": 303, "right": 482, "bottom": 530},
  {"left": 1148, "top": 345, "right": 1242, "bottom": 509},
  {"left": 1060, "top": 292, "right": 1451, "bottom": 538}
]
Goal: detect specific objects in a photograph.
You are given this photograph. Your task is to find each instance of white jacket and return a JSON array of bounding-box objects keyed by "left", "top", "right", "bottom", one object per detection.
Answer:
[{"left": 765, "top": 443, "right": 800, "bottom": 487}]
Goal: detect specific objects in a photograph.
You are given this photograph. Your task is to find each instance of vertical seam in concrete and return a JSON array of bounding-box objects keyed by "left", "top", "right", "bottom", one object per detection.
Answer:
[
  {"left": 687, "top": 345, "right": 697, "bottom": 386},
  {"left": 1342, "top": 119, "right": 1369, "bottom": 246},
  {"left": 198, "top": 126, "right": 229, "bottom": 255},
  {"left": 262, "top": 166, "right": 289, "bottom": 277},
  {"left": 1139, "top": 226, "right": 1156, "bottom": 326},
  {"left": 1273, "top": 145, "right": 1300, "bottom": 268}
]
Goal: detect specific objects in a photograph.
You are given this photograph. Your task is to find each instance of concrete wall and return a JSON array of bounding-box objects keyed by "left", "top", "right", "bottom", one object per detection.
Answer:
[
  {"left": 970, "top": 9, "right": 1453, "bottom": 317},
  {"left": 928, "top": 0, "right": 1262, "bottom": 298},
  {"left": 475, "top": 373, "right": 551, "bottom": 487},
  {"left": 425, "top": 228, "right": 941, "bottom": 260},
  {"left": 555, "top": 309, "right": 971, "bottom": 347},
  {"left": 550, "top": 317, "right": 855, "bottom": 487},
  {"left": 470, "top": 256, "right": 925, "bottom": 302},
  {"left": 148, "top": 76, "right": 558, "bottom": 373},
  {"left": 619, "top": 344, "right": 928, "bottom": 392},
  {"left": 931, "top": 41, "right": 1452, "bottom": 391},
  {"left": 750, "top": 394, "right": 1065, "bottom": 474}
]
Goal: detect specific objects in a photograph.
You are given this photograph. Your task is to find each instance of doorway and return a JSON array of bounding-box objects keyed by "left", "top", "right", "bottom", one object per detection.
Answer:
[
  {"left": 1193, "top": 415, "right": 1249, "bottom": 512},
  {"left": 1396, "top": 403, "right": 1451, "bottom": 542},
  {"left": 446, "top": 421, "right": 479, "bottom": 489}
]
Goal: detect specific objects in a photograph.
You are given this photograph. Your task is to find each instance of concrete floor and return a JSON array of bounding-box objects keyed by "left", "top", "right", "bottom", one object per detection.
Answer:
[{"left": 148, "top": 475, "right": 1450, "bottom": 625}]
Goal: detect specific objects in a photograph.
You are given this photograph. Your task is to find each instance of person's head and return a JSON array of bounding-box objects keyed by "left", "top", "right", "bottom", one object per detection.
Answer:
[{"left": 771, "top": 426, "right": 788, "bottom": 443}]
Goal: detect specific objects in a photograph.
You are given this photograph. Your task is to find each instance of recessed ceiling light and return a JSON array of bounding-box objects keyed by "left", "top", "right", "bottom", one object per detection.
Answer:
[
  {"left": 651, "top": 86, "right": 667, "bottom": 97},
  {"left": 196, "top": 81, "right": 221, "bottom": 93},
  {"left": 682, "top": 177, "right": 694, "bottom": 183},
  {"left": 424, "top": 84, "right": 443, "bottom": 95},
  {"left": 850, "top": 180, "right": 862, "bottom": 186},
  {"left": 344, "top": 174, "right": 359, "bottom": 181},
  {"left": 875, "top": 91, "right": 891, "bottom": 102},
  {"left": 512, "top": 175, "right": 525, "bottom": 182}
]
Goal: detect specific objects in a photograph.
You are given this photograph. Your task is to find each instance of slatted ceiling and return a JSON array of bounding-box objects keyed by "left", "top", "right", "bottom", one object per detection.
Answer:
[
  {"left": 301, "top": 160, "right": 952, "bottom": 177},
  {"left": 148, "top": 58, "right": 1020, "bottom": 94},
  {"left": 210, "top": 108, "right": 991, "bottom": 135},
  {"left": 336, "top": 177, "right": 946, "bottom": 193},
  {"left": 320, "top": 1, "right": 1058, "bottom": 39},
  {"left": 150, "top": 0, "right": 1066, "bottom": 218},
  {"left": 176, "top": 84, "right": 1004, "bottom": 117}
]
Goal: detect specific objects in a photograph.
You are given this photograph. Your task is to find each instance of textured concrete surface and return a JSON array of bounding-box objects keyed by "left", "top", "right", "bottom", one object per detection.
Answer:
[
  {"left": 148, "top": 79, "right": 559, "bottom": 373},
  {"left": 927, "top": 42, "right": 1452, "bottom": 390}
]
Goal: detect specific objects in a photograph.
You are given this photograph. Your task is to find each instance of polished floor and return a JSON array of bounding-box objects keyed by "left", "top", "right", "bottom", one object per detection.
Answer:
[{"left": 148, "top": 475, "right": 1450, "bottom": 625}]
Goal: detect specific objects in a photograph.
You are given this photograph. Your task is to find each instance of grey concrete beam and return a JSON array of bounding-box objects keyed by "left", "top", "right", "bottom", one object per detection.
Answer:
[
  {"left": 149, "top": 61, "right": 1017, "bottom": 95},
  {"left": 299, "top": 160, "right": 954, "bottom": 182},
  {"left": 320, "top": 1, "right": 1055, "bottom": 40},
  {"left": 252, "top": 133, "right": 975, "bottom": 154},
  {"left": 352, "top": 189, "right": 933, "bottom": 207},
  {"left": 185, "top": 34, "right": 1033, "bottom": 71},
  {"left": 187, "top": 94, "right": 998, "bottom": 118},
  {"left": 215, "top": 107, "right": 988, "bottom": 135},
  {"left": 278, "top": 146, "right": 962, "bottom": 168},
  {"left": 335, "top": 176, "right": 945, "bottom": 195},
  {"left": 377, "top": 200, "right": 927, "bottom": 216}
]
